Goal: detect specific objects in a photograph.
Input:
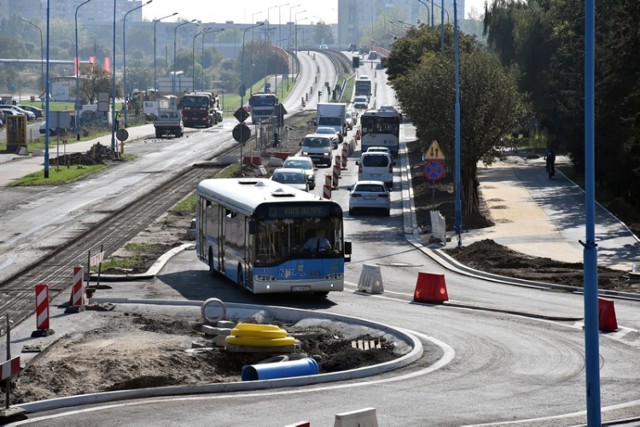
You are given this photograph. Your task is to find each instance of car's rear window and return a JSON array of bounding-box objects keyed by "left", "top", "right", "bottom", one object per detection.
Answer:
[
  {"left": 362, "top": 154, "right": 390, "bottom": 167},
  {"left": 355, "top": 184, "right": 386, "bottom": 192}
]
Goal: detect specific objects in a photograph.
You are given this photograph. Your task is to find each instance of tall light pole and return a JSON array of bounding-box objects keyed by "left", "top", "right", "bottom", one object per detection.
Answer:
[
  {"left": 111, "top": 0, "right": 116, "bottom": 152},
  {"left": 453, "top": 0, "right": 461, "bottom": 247},
  {"left": 21, "top": 18, "right": 43, "bottom": 98},
  {"left": 74, "top": 0, "right": 91, "bottom": 141},
  {"left": 201, "top": 28, "right": 224, "bottom": 91},
  {"left": 289, "top": 4, "right": 301, "bottom": 50},
  {"left": 123, "top": 0, "right": 152, "bottom": 128},
  {"left": 294, "top": 10, "right": 306, "bottom": 80},
  {"left": 583, "top": 0, "right": 601, "bottom": 425},
  {"left": 275, "top": 38, "right": 286, "bottom": 100},
  {"left": 153, "top": 12, "right": 177, "bottom": 94},
  {"left": 173, "top": 19, "right": 197, "bottom": 94},
  {"left": 278, "top": 3, "right": 289, "bottom": 96},
  {"left": 44, "top": 0, "right": 50, "bottom": 178},
  {"left": 192, "top": 27, "right": 211, "bottom": 91},
  {"left": 240, "top": 22, "right": 265, "bottom": 163}
]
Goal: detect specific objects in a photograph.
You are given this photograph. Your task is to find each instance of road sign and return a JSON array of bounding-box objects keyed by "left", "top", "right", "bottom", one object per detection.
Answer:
[
  {"left": 116, "top": 128, "right": 129, "bottom": 142},
  {"left": 423, "top": 159, "right": 445, "bottom": 181},
  {"left": 232, "top": 123, "right": 251, "bottom": 144},
  {"left": 424, "top": 140, "right": 445, "bottom": 160},
  {"left": 234, "top": 107, "right": 250, "bottom": 123}
]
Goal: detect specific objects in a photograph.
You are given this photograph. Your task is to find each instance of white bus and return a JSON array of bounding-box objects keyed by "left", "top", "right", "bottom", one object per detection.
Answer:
[
  {"left": 360, "top": 106, "right": 402, "bottom": 155},
  {"left": 195, "top": 178, "right": 351, "bottom": 295}
]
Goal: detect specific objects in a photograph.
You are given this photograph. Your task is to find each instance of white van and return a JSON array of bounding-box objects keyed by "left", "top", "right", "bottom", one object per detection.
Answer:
[
  {"left": 300, "top": 133, "right": 333, "bottom": 167},
  {"left": 357, "top": 151, "right": 394, "bottom": 189}
]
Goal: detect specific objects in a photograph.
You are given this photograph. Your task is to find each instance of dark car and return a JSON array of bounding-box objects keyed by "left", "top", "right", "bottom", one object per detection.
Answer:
[{"left": 18, "top": 105, "right": 43, "bottom": 119}]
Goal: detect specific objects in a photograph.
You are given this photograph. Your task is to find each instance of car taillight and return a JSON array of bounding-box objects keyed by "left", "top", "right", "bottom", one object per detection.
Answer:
[
  {"left": 389, "top": 164, "right": 393, "bottom": 173},
  {"left": 351, "top": 193, "right": 362, "bottom": 198},
  {"left": 358, "top": 164, "right": 362, "bottom": 173}
]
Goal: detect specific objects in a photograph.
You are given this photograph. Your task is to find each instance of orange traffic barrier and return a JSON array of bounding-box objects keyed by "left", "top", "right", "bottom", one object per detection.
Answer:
[
  {"left": 598, "top": 298, "right": 618, "bottom": 332},
  {"left": 413, "top": 272, "right": 448, "bottom": 304}
]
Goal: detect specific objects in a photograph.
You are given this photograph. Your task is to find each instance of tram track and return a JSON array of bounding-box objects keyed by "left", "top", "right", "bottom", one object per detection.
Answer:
[
  {"left": 0, "top": 162, "right": 220, "bottom": 331},
  {"left": 0, "top": 109, "right": 312, "bottom": 332}
]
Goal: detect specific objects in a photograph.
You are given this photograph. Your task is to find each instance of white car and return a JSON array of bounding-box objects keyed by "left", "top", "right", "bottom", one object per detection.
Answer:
[
  {"left": 282, "top": 156, "right": 316, "bottom": 189},
  {"left": 315, "top": 126, "right": 341, "bottom": 148},
  {"left": 366, "top": 146, "right": 391, "bottom": 155},
  {"left": 270, "top": 168, "right": 309, "bottom": 192},
  {"left": 345, "top": 111, "right": 354, "bottom": 130},
  {"left": 353, "top": 96, "right": 369, "bottom": 110},
  {"left": 348, "top": 180, "right": 390, "bottom": 216},
  {"left": 357, "top": 151, "right": 394, "bottom": 189}
]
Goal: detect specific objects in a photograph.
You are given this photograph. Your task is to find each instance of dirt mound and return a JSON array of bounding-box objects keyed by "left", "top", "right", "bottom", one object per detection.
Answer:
[
  {"left": 9, "top": 313, "right": 401, "bottom": 404},
  {"left": 444, "top": 239, "right": 632, "bottom": 291}
]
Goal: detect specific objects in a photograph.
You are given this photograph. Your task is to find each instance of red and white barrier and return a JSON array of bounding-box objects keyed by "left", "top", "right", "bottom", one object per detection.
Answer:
[
  {"left": 332, "top": 161, "right": 340, "bottom": 189},
  {"left": 35, "top": 283, "right": 50, "bottom": 331},
  {"left": 69, "top": 265, "right": 85, "bottom": 307},
  {"left": 0, "top": 356, "right": 20, "bottom": 381},
  {"left": 341, "top": 143, "right": 349, "bottom": 168}
]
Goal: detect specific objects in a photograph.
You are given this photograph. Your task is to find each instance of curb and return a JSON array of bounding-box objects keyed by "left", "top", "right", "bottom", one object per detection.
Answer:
[
  {"left": 89, "top": 243, "right": 194, "bottom": 282},
  {"left": 15, "top": 302, "right": 429, "bottom": 414}
]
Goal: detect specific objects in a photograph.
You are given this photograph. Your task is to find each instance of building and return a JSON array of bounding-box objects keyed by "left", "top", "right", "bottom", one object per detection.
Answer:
[
  {"left": 337, "top": 0, "right": 464, "bottom": 47},
  {"left": 2, "top": 0, "right": 144, "bottom": 24}
]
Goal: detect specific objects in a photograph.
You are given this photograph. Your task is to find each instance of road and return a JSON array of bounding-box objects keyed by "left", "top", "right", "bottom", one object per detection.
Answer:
[{"left": 3, "top": 51, "right": 640, "bottom": 426}]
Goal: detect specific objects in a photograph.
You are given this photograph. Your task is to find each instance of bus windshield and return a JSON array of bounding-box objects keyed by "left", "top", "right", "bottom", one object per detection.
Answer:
[
  {"left": 254, "top": 217, "right": 343, "bottom": 266},
  {"left": 361, "top": 115, "right": 400, "bottom": 135}
]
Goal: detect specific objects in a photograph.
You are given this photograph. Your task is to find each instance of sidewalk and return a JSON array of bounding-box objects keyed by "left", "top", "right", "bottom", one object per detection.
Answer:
[
  {"left": 441, "top": 153, "right": 640, "bottom": 271},
  {"left": 0, "top": 124, "right": 156, "bottom": 186}
]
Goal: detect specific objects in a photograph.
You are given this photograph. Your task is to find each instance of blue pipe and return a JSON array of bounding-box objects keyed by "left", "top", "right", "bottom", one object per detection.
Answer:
[{"left": 241, "top": 357, "right": 319, "bottom": 381}]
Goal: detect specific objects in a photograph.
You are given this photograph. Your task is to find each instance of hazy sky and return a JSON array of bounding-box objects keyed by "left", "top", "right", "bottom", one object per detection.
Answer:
[{"left": 142, "top": 0, "right": 486, "bottom": 24}]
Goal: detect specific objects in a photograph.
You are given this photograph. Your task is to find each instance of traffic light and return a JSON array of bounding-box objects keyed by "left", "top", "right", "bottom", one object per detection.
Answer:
[{"left": 352, "top": 56, "right": 360, "bottom": 68}]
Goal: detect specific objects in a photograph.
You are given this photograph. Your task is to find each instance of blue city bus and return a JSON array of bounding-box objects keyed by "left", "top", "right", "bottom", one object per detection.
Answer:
[
  {"left": 195, "top": 178, "right": 351, "bottom": 295},
  {"left": 360, "top": 106, "right": 402, "bottom": 155}
]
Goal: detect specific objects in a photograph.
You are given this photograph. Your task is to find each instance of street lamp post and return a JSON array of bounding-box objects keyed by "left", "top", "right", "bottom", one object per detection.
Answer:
[
  {"left": 278, "top": 3, "right": 289, "bottom": 97},
  {"left": 240, "top": 22, "right": 265, "bottom": 164},
  {"left": 294, "top": 10, "right": 306, "bottom": 80},
  {"left": 111, "top": 0, "right": 116, "bottom": 152},
  {"left": 153, "top": 12, "right": 177, "bottom": 95},
  {"left": 21, "top": 18, "right": 43, "bottom": 98},
  {"left": 123, "top": 0, "right": 152, "bottom": 128},
  {"left": 44, "top": 0, "right": 50, "bottom": 178},
  {"left": 75, "top": 0, "right": 91, "bottom": 141},
  {"left": 453, "top": 0, "right": 461, "bottom": 247},
  {"left": 173, "top": 19, "right": 197, "bottom": 94},
  {"left": 192, "top": 27, "right": 211, "bottom": 91},
  {"left": 289, "top": 4, "right": 301, "bottom": 50},
  {"left": 201, "top": 29, "right": 224, "bottom": 91},
  {"left": 275, "top": 38, "right": 286, "bottom": 100}
]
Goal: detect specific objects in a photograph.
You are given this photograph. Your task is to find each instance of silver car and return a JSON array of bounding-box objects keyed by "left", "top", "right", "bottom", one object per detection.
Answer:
[
  {"left": 270, "top": 167, "right": 309, "bottom": 192},
  {"left": 348, "top": 180, "right": 390, "bottom": 216},
  {"left": 282, "top": 156, "right": 316, "bottom": 189}
]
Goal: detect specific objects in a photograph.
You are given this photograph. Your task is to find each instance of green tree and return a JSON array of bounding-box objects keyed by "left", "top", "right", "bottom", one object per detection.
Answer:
[
  {"left": 388, "top": 26, "right": 528, "bottom": 216},
  {"left": 313, "top": 22, "right": 334, "bottom": 45}
]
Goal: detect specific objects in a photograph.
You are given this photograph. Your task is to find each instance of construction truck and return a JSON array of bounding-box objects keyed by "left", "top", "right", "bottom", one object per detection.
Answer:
[
  {"left": 249, "top": 92, "right": 278, "bottom": 124},
  {"left": 180, "top": 92, "right": 217, "bottom": 128}
]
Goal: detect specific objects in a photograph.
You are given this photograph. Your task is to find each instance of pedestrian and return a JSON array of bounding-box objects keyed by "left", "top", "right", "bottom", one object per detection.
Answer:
[{"left": 544, "top": 147, "right": 556, "bottom": 178}]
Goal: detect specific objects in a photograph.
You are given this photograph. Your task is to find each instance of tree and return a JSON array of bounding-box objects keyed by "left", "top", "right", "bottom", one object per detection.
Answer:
[
  {"left": 390, "top": 43, "right": 528, "bottom": 217},
  {"left": 313, "top": 21, "right": 334, "bottom": 45}
]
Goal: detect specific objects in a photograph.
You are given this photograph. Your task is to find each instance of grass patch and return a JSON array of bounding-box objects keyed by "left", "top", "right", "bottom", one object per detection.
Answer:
[
  {"left": 171, "top": 194, "right": 196, "bottom": 215},
  {"left": 9, "top": 163, "right": 107, "bottom": 186}
]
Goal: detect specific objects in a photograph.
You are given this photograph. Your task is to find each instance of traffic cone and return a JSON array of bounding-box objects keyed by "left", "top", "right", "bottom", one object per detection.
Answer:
[
  {"left": 413, "top": 272, "right": 448, "bottom": 304},
  {"left": 598, "top": 298, "right": 618, "bottom": 332}
]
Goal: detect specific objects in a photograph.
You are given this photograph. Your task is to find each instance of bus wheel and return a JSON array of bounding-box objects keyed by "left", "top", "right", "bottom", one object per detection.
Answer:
[
  {"left": 237, "top": 265, "right": 244, "bottom": 287},
  {"left": 208, "top": 249, "right": 215, "bottom": 274}
]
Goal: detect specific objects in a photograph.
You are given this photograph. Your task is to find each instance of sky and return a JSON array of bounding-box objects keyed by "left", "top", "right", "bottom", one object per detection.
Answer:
[{"left": 141, "top": 0, "right": 486, "bottom": 25}]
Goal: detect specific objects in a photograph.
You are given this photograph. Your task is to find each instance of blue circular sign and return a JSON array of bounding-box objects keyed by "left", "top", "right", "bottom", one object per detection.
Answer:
[{"left": 423, "top": 160, "right": 445, "bottom": 181}]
